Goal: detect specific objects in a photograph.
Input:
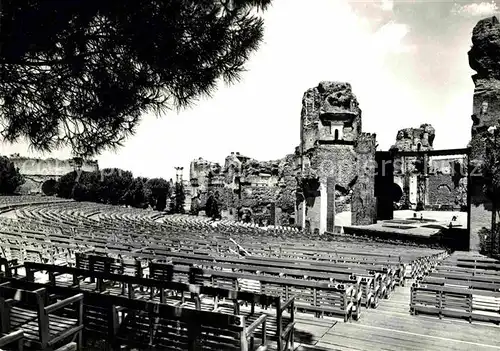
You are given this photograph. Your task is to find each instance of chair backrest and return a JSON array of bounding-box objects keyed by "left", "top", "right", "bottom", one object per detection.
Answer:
[{"left": 0, "top": 284, "right": 47, "bottom": 343}]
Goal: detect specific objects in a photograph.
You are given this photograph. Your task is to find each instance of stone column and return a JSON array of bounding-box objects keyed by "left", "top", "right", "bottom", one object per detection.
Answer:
[
  {"left": 319, "top": 182, "right": 328, "bottom": 234},
  {"left": 326, "top": 177, "right": 336, "bottom": 232},
  {"left": 468, "top": 16, "right": 500, "bottom": 252}
]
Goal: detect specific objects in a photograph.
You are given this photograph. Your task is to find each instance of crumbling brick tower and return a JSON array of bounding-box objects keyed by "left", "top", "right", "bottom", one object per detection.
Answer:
[
  {"left": 297, "top": 81, "right": 377, "bottom": 234},
  {"left": 468, "top": 16, "right": 500, "bottom": 252},
  {"left": 390, "top": 124, "right": 435, "bottom": 209}
]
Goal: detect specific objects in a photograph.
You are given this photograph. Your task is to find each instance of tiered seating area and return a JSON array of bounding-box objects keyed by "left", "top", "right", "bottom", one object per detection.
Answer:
[
  {"left": 411, "top": 251, "right": 500, "bottom": 324},
  {"left": 163, "top": 214, "right": 306, "bottom": 237},
  {"left": 0, "top": 196, "right": 499, "bottom": 350},
  {"left": 0, "top": 196, "right": 71, "bottom": 215}
]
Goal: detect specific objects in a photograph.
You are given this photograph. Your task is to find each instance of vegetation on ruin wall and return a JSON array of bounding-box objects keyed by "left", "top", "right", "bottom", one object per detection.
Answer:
[
  {"left": 482, "top": 133, "right": 500, "bottom": 241},
  {"left": 0, "top": 0, "right": 271, "bottom": 157},
  {"left": 55, "top": 169, "right": 182, "bottom": 212},
  {"left": 174, "top": 182, "right": 186, "bottom": 214},
  {"left": 0, "top": 156, "right": 25, "bottom": 194},
  {"left": 478, "top": 227, "right": 500, "bottom": 255}
]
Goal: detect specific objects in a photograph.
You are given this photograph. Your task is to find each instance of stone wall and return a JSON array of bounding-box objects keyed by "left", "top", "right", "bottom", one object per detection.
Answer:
[
  {"left": 189, "top": 81, "right": 378, "bottom": 232},
  {"left": 427, "top": 174, "right": 464, "bottom": 208},
  {"left": 301, "top": 81, "right": 362, "bottom": 153},
  {"left": 427, "top": 158, "right": 467, "bottom": 209},
  {"left": 190, "top": 157, "right": 221, "bottom": 193},
  {"left": 468, "top": 16, "right": 500, "bottom": 251},
  {"left": 189, "top": 151, "right": 299, "bottom": 225},
  {"left": 352, "top": 133, "right": 377, "bottom": 225},
  {"left": 391, "top": 124, "right": 435, "bottom": 152},
  {"left": 301, "top": 144, "right": 358, "bottom": 233},
  {"left": 8, "top": 155, "right": 99, "bottom": 194},
  {"left": 10, "top": 156, "right": 98, "bottom": 177},
  {"left": 389, "top": 125, "right": 467, "bottom": 211},
  {"left": 299, "top": 82, "right": 377, "bottom": 233}
]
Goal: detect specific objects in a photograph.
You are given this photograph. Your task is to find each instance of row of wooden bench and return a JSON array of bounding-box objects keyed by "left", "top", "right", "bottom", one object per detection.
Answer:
[
  {"left": 410, "top": 252, "right": 500, "bottom": 325},
  {"left": 0, "top": 211, "right": 446, "bottom": 284},
  {"left": 1, "top": 259, "right": 297, "bottom": 351},
  {"left": 1, "top": 208, "right": 446, "bottom": 325},
  {"left": 69, "top": 252, "right": 361, "bottom": 321}
]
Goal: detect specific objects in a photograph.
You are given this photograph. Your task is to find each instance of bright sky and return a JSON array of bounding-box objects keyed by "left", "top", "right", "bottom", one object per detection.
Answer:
[{"left": 2, "top": 0, "right": 497, "bottom": 180}]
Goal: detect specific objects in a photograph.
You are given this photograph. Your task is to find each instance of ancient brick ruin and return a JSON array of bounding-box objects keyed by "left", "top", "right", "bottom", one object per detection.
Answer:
[
  {"left": 8, "top": 154, "right": 99, "bottom": 194},
  {"left": 390, "top": 125, "right": 467, "bottom": 211},
  {"left": 189, "top": 152, "right": 299, "bottom": 225},
  {"left": 189, "top": 78, "right": 473, "bottom": 235},
  {"left": 468, "top": 16, "right": 500, "bottom": 251},
  {"left": 297, "top": 82, "right": 377, "bottom": 233},
  {"left": 190, "top": 81, "right": 378, "bottom": 233}
]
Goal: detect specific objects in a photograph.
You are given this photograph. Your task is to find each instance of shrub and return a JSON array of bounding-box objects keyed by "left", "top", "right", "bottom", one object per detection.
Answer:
[
  {"left": 145, "top": 178, "right": 171, "bottom": 211},
  {"left": 41, "top": 179, "right": 57, "bottom": 196}
]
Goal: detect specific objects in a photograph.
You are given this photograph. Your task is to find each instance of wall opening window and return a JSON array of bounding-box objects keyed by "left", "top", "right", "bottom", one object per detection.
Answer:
[{"left": 334, "top": 129, "right": 339, "bottom": 140}]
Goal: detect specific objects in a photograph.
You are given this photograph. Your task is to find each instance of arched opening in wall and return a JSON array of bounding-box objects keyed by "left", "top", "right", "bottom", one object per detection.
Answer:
[
  {"left": 437, "top": 184, "right": 452, "bottom": 193},
  {"left": 334, "top": 129, "right": 339, "bottom": 140},
  {"left": 391, "top": 183, "right": 403, "bottom": 203},
  {"left": 417, "top": 143, "right": 422, "bottom": 152}
]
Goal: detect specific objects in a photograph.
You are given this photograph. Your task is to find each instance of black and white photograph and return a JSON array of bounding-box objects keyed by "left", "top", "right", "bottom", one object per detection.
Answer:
[{"left": 0, "top": 0, "right": 499, "bottom": 350}]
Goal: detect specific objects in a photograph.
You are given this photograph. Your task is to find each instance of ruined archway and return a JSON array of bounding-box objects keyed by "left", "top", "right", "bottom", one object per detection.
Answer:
[{"left": 391, "top": 183, "right": 403, "bottom": 203}]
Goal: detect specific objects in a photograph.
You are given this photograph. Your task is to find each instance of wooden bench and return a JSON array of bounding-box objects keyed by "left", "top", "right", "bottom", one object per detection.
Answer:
[
  {"left": 158, "top": 262, "right": 357, "bottom": 320},
  {"left": 3, "top": 274, "right": 274, "bottom": 351},
  {"left": 141, "top": 246, "right": 398, "bottom": 297},
  {"left": 435, "top": 264, "right": 500, "bottom": 278},
  {"left": 410, "top": 283, "right": 500, "bottom": 325},
  {"left": 0, "top": 259, "right": 22, "bottom": 279},
  {"left": 0, "top": 283, "right": 84, "bottom": 350},
  {"left": 0, "top": 330, "right": 24, "bottom": 351},
  {"left": 141, "top": 249, "right": 375, "bottom": 309},
  {"left": 150, "top": 261, "right": 359, "bottom": 322},
  {"left": 441, "top": 259, "right": 500, "bottom": 271},
  {"left": 235, "top": 255, "right": 384, "bottom": 306},
  {"left": 169, "top": 240, "right": 438, "bottom": 278},
  {"left": 75, "top": 252, "right": 143, "bottom": 276},
  {"left": 21, "top": 262, "right": 296, "bottom": 350},
  {"left": 420, "top": 276, "right": 500, "bottom": 292},
  {"left": 71, "top": 252, "right": 361, "bottom": 320},
  {"left": 114, "top": 299, "right": 269, "bottom": 351},
  {"left": 430, "top": 270, "right": 500, "bottom": 285}
]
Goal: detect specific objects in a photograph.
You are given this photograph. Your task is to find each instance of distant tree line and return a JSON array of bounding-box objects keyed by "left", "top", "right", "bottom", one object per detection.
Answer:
[{"left": 54, "top": 168, "right": 185, "bottom": 212}]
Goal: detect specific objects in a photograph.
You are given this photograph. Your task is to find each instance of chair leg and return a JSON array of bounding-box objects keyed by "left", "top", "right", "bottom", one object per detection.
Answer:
[{"left": 77, "top": 331, "right": 82, "bottom": 350}]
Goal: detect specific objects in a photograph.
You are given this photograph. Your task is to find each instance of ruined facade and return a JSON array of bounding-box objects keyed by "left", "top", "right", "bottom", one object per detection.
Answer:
[
  {"left": 427, "top": 158, "right": 467, "bottom": 210},
  {"left": 391, "top": 124, "right": 434, "bottom": 208},
  {"left": 189, "top": 81, "right": 378, "bottom": 233},
  {"left": 468, "top": 16, "right": 500, "bottom": 251},
  {"left": 389, "top": 125, "right": 467, "bottom": 211},
  {"left": 189, "top": 152, "right": 299, "bottom": 225},
  {"left": 8, "top": 154, "right": 99, "bottom": 194}
]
